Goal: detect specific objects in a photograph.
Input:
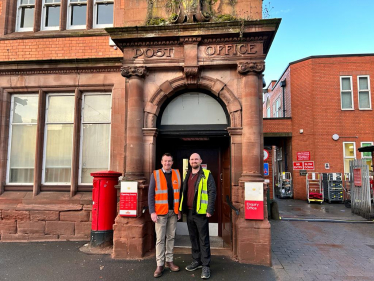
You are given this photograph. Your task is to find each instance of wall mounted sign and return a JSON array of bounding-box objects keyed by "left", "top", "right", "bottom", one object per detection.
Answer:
[
  {"left": 120, "top": 181, "right": 138, "bottom": 217},
  {"left": 244, "top": 182, "right": 264, "bottom": 220},
  {"left": 297, "top": 151, "right": 310, "bottom": 161},
  {"left": 293, "top": 161, "right": 303, "bottom": 170}
]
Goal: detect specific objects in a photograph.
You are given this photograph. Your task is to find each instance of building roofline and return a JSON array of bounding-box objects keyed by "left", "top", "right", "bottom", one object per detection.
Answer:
[
  {"left": 289, "top": 53, "right": 374, "bottom": 65},
  {"left": 267, "top": 53, "right": 374, "bottom": 90}
]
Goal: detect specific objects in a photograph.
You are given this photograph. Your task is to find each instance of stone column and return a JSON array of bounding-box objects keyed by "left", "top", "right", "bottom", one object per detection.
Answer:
[
  {"left": 112, "top": 66, "right": 153, "bottom": 260},
  {"left": 238, "top": 61, "right": 265, "bottom": 182},
  {"left": 233, "top": 61, "right": 271, "bottom": 266},
  {"left": 121, "top": 66, "right": 147, "bottom": 181}
]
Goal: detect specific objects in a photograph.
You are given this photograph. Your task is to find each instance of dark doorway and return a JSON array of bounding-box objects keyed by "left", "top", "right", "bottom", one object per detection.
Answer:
[{"left": 156, "top": 136, "right": 231, "bottom": 248}]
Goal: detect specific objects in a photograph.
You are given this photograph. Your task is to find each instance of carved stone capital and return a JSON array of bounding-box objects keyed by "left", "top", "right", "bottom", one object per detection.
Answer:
[
  {"left": 121, "top": 66, "right": 148, "bottom": 78},
  {"left": 180, "top": 37, "right": 201, "bottom": 45},
  {"left": 237, "top": 62, "right": 265, "bottom": 75},
  {"left": 184, "top": 66, "right": 200, "bottom": 84}
]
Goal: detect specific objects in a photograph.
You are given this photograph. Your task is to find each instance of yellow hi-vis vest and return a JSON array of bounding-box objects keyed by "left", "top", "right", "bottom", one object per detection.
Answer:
[
  {"left": 154, "top": 169, "right": 181, "bottom": 215},
  {"left": 179, "top": 169, "right": 210, "bottom": 214}
]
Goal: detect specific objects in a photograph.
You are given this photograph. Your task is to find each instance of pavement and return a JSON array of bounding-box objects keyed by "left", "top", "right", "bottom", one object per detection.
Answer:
[
  {"left": 1, "top": 199, "right": 373, "bottom": 281},
  {"left": 272, "top": 199, "right": 374, "bottom": 281}
]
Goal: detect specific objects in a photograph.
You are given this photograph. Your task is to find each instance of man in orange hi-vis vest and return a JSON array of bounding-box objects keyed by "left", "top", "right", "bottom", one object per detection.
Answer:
[{"left": 148, "top": 153, "right": 181, "bottom": 278}]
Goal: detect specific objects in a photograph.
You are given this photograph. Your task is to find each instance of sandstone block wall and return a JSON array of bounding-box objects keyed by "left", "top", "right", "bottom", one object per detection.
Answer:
[{"left": 0, "top": 192, "right": 92, "bottom": 242}]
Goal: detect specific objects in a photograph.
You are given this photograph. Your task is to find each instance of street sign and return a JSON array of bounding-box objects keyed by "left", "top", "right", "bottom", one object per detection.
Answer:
[
  {"left": 264, "top": 163, "right": 269, "bottom": 176},
  {"left": 293, "top": 161, "right": 303, "bottom": 170},
  {"left": 264, "top": 149, "right": 269, "bottom": 161},
  {"left": 304, "top": 161, "right": 314, "bottom": 170},
  {"left": 297, "top": 151, "right": 310, "bottom": 161}
]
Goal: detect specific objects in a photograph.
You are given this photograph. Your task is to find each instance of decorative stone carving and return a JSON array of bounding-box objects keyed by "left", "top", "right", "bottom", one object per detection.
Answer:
[
  {"left": 184, "top": 66, "right": 200, "bottom": 84},
  {"left": 121, "top": 66, "right": 148, "bottom": 78},
  {"left": 237, "top": 62, "right": 265, "bottom": 74},
  {"left": 180, "top": 37, "right": 201, "bottom": 44},
  {"left": 168, "top": 0, "right": 212, "bottom": 23}
]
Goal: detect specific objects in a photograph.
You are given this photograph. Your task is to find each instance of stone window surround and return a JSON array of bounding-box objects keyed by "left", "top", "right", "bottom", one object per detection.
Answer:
[
  {"left": 2, "top": 86, "right": 112, "bottom": 196},
  {"left": 7, "top": 0, "right": 113, "bottom": 34}
]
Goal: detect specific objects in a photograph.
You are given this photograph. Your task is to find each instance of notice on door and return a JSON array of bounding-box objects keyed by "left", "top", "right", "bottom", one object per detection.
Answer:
[
  {"left": 120, "top": 181, "right": 138, "bottom": 217},
  {"left": 244, "top": 182, "right": 264, "bottom": 220}
]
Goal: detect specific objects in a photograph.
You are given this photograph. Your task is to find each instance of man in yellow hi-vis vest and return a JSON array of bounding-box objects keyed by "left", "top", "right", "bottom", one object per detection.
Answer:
[
  {"left": 148, "top": 153, "right": 181, "bottom": 278},
  {"left": 179, "top": 153, "right": 217, "bottom": 279}
]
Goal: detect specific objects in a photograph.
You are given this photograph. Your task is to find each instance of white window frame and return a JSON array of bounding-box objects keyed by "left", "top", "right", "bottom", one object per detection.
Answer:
[
  {"left": 67, "top": 0, "right": 87, "bottom": 30},
  {"left": 340, "top": 76, "right": 354, "bottom": 110},
  {"left": 275, "top": 98, "right": 281, "bottom": 117},
  {"left": 42, "top": 93, "right": 75, "bottom": 185},
  {"left": 93, "top": 0, "right": 114, "bottom": 28},
  {"left": 6, "top": 94, "right": 38, "bottom": 185},
  {"left": 41, "top": 0, "right": 61, "bottom": 31},
  {"left": 78, "top": 92, "right": 111, "bottom": 185},
  {"left": 357, "top": 75, "right": 372, "bottom": 110},
  {"left": 16, "top": 0, "right": 35, "bottom": 32},
  {"left": 361, "top": 142, "right": 373, "bottom": 158},
  {"left": 343, "top": 142, "right": 356, "bottom": 174}
]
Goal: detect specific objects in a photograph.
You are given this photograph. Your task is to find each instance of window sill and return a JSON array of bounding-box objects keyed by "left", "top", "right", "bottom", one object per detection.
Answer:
[{"left": 3, "top": 29, "right": 108, "bottom": 40}]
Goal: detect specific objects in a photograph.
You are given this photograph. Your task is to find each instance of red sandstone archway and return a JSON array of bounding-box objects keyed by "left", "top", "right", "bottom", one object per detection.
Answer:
[{"left": 143, "top": 75, "right": 242, "bottom": 129}]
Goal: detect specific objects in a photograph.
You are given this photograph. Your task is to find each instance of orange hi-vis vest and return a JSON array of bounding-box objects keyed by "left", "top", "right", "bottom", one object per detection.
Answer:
[{"left": 154, "top": 169, "right": 181, "bottom": 215}]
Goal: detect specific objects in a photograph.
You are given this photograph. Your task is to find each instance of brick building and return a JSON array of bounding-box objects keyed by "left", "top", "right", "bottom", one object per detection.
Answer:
[
  {"left": 0, "top": 0, "right": 280, "bottom": 266},
  {"left": 263, "top": 54, "right": 374, "bottom": 200}
]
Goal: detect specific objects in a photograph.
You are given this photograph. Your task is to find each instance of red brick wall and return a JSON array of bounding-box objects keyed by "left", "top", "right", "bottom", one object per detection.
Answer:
[
  {"left": 0, "top": 36, "right": 122, "bottom": 61},
  {"left": 290, "top": 55, "right": 374, "bottom": 199}
]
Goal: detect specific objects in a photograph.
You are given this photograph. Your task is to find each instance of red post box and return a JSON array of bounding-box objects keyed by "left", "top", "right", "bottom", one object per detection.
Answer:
[{"left": 90, "top": 170, "right": 122, "bottom": 247}]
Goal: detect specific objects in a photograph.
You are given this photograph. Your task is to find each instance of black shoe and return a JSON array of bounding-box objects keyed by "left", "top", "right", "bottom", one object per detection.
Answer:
[
  {"left": 201, "top": 266, "right": 210, "bottom": 279},
  {"left": 185, "top": 261, "right": 202, "bottom": 271}
]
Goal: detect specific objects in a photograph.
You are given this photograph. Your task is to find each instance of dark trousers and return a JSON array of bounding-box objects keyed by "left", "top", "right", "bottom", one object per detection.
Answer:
[{"left": 186, "top": 209, "right": 211, "bottom": 267}]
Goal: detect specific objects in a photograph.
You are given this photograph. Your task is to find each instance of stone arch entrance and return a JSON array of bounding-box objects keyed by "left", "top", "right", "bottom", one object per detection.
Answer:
[
  {"left": 142, "top": 76, "right": 241, "bottom": 250},
  {"left": 143, "top": 75, "right": 242, "bottom": 130}
]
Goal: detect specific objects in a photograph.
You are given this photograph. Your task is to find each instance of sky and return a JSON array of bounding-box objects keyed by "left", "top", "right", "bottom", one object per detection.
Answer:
[{"left": 263, "top": 0, "right": 374, "bottom": 85}]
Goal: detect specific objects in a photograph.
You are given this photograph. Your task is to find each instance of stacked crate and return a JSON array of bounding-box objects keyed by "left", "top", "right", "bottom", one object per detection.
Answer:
[{"left": 322, "top": 173, "right": 344, "bottom": 203}]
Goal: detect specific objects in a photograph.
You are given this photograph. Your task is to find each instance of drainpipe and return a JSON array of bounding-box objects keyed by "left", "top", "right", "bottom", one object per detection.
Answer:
[{"left": 280, "top": 79, "right": 286, "bottom": 117}]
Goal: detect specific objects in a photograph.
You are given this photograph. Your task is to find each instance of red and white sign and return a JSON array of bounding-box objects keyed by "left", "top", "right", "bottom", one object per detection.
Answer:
[
  {"left": 353, "top": 168, "right": 362, "bottom": 186},
  {"left": 263, "top": 149, "right": 269, "bottom": 161},
  {"left": 293, "top": 162, "right": 304, "bottom": 170},
  {"left": 120, "top": 181, "right": 138, "bottom": 217},
  {"left": 304, "top": 161, "right": 315, "bottom": 170},
  {"left": 244, "top": 182, "right": 264, "bottom": 220},
  {"left": 297, "top": 151, "right": 310, "bottom": 161}
]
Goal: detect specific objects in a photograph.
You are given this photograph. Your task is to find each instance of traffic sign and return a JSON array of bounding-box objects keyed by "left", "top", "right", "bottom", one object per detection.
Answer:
[
  {"left": 264, "top": 163, "right": 269, "bottom": 176},
  {"left": 264, "top": 149, "right": 269, "bottom": 161}
]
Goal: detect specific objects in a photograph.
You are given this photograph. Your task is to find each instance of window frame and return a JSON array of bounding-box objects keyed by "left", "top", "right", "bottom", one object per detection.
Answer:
[
  {"left": 343, "top": 142, "right": 356, "bottom": 174},
  {"left": 41, "top": 0, "right": 61, "bottom": 31},
  {"left": 357, "top": 75, "right": 372, "bottom": 110},
  {"left": 16, "top": 0, "right": 36, "bottom": 32},
  {"left": 78, "top": 92, "right": 112, "bottom": 185},
  {"left": 67, "top": 0, "right": 88, "bottom": 30},
  {"left": 93, "top": 0, "right": 114, "bottom": 28},
  {"left": 340, "top": 76, "right": 354, "bottom": 110},
  {"left": 42, "top": 93, "right": 75, "bottom": 185},
  {"left": 6, "top": 94, "right": 39, "bottom": 185}
]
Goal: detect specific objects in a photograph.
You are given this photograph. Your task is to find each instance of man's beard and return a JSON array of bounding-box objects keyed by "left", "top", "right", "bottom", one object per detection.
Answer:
[{"left": 191, "top": 164, "right": 200, "bottom": 169}]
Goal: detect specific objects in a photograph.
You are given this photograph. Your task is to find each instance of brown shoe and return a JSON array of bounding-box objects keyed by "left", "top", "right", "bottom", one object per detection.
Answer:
[
  {"left": 165, "top": 261, "right": 180, "bottom": 272},
  {"left": 154, "top": 266, "right": 164, "bottom": 278}
]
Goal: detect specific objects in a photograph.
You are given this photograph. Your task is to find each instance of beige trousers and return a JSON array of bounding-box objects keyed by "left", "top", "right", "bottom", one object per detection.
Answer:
[{"left": 155, "top": 210, "right": 177, "bottom": 266}]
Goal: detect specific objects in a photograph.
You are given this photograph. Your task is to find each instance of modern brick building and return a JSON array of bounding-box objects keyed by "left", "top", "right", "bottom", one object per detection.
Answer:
[
  {"left": 263, "top": 54, "right": 374, "bottom": 200},
  {"left": 0, "top": 0, "right": 280, "bottom": 266}
]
